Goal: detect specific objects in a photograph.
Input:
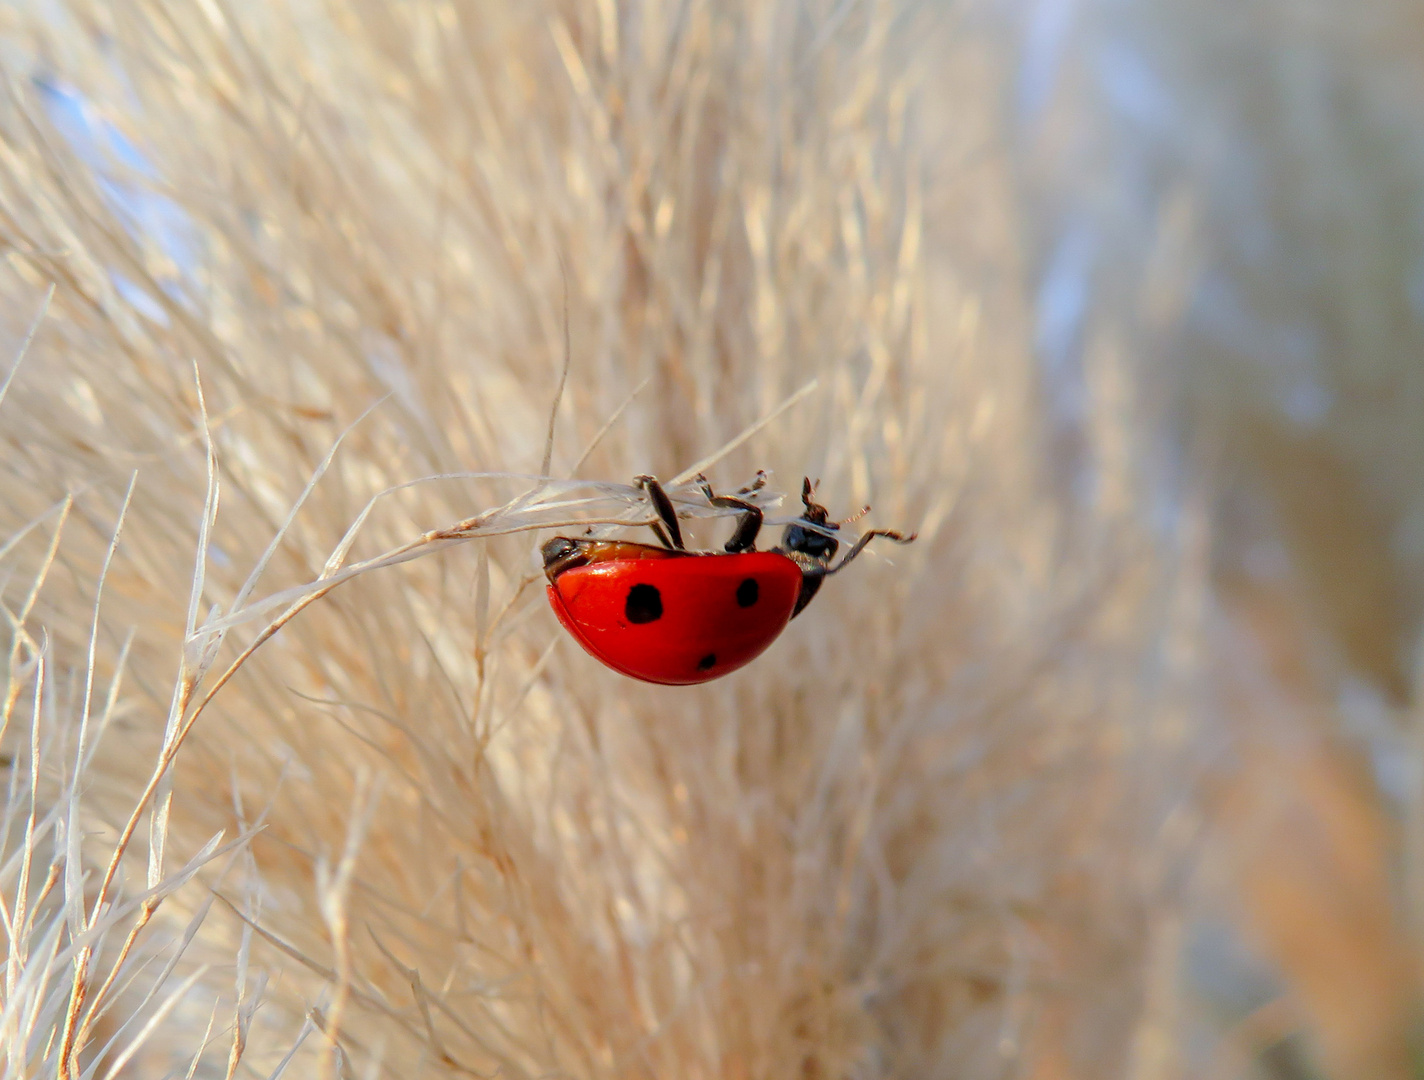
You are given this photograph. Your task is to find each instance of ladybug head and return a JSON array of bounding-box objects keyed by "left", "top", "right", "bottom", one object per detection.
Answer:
[
  {"left": 778, "top": 477, "right": 913, "bottom": 618},
  {"left": 779, "top": 478, "right": 845, "bottom": 617},
  {"left": 780, "top": 478, "right": 840, "bottom": 566}
]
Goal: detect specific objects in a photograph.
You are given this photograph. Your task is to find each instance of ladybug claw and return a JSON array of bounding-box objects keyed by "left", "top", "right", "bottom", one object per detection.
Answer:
[{"left": 737, "top": 470, "right": 769, "bottom": 495}]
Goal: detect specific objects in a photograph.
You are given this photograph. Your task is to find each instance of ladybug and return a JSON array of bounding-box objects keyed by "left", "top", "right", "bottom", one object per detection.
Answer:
[{"left": 542, "top": 474, "right": 914, "bottom": 685}]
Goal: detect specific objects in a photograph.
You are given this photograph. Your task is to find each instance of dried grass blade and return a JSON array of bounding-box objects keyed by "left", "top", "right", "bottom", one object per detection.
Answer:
[
  {"left": 97, "top": 963, "right": 210, "bottom": 1080},
  {"left": 568, "top": 375, "right": 651, "bottom": 477},
  {"left": 67, "top": 475, "right": 135, "bottom": 913},
  {"left": 184, "top": 997, "right": 222, "bottom": 1080},
  {"left": 0, "top": 282, "right": 53, "bottom": 414},
  {"left": 263, "top": 1016, "right": 317, "bottom": 1080},
  {"left": 540, "top": 261, "right": 573, "bottom": 478},
  {"left": 9, "top": 654, "right": 45, "bottom": 1001},
  {"left": 671, "top": 378, "right": 819, "bottom": 483},
  {"left": 1, "top": 496, "right": 70, "bottom": 747},
  {"left": 317, "top": 472, "right": 570, "bottom": 581},
  {"left": 473, "top": 544, "right": 490, "bottom": 678},
  {"left": 231, "top": 394, "right": 390, "bottom": 616},
  {"left": 83, "top": 630, "right": 133, "bottom": 772},
  {"left": 0, "top": 494, "right": 69, "bottom": 569},
  {"left": 82, "top": 890, "right": 219, "bottom": 1068}
]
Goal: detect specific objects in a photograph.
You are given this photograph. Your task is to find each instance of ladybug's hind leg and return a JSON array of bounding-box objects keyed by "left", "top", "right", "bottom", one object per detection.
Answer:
[
  {"left": 634, "top": 475, "right": 685, "bottom": 550},
  {"left": 695, "top": 474, "right": 764, "bottom": 553}
]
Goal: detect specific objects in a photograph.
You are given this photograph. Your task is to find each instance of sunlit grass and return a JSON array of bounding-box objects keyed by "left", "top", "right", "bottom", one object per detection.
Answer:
[{"left": 2, "top": 1, "right": 1421, "bottom": 1078}]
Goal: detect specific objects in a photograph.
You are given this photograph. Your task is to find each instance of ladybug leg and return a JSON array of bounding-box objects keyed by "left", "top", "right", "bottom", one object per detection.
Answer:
[
  {"left": 634, "top": 475, "right": 685, "bottom": 550},
  {"left": 695, "top": 474, "right": 764, "bottom": 552},
  {"left": 787, "top": 528, "right": 914, "bottom": 618},
  {"left": 821, "top": 528, "right": 916, "bottom": 576},
  {"left": 720, "top": 500, "right": 763, "bottom": 552}
]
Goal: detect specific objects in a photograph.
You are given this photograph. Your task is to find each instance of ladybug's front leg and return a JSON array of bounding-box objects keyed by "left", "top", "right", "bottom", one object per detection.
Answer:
[
  {"left": 695, "top": 474, "right": 763, "bottom": 553},
  {"left": 821, "top": 528, "right": 917, "bottom": 576}
]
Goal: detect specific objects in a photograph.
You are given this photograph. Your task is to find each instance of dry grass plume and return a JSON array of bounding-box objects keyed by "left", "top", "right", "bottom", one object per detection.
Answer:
[{"left": 1, "top": 1, "right": 1422, "bottom": 1078}]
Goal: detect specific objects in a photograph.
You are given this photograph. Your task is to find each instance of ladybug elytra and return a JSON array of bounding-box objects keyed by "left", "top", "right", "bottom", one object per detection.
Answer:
[{"left": 542, "top": 474, "right": 913, "bottom": 685}]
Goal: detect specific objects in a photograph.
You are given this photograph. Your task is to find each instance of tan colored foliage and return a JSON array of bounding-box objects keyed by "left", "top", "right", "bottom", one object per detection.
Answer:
[{"left": 0, "top": 1, "right": 1421, "bottom": 1078}]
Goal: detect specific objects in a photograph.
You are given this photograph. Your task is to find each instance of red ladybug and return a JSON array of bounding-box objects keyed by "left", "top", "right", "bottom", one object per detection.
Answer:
[{"left": 542, "top": 474, "right": 913, "bottom": 685}]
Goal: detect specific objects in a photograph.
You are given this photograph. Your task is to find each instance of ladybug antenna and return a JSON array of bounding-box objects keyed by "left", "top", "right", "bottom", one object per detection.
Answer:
[{"left": 839, "top": 504, "right": 871, "bottom": 527}]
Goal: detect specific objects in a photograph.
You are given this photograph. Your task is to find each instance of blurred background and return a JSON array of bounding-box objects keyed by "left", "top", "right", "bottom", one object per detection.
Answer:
[
  {"left": 1012, "top": 1, "right": 1424, "bottom": 1073},
  {"left": 1, "top": 1, "right": 1422, "bottom": 1077}
]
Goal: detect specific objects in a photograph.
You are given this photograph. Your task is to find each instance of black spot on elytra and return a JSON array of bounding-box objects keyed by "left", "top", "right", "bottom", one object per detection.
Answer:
[
  {"left": 625, "top": 583, "right": 663, "bottom": 624},
  {"left": 697, "top": 653, "right": 717, "bottom": 671},
  {"left": 736, "top": 577, "right": 759, "bottom": 607}
]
